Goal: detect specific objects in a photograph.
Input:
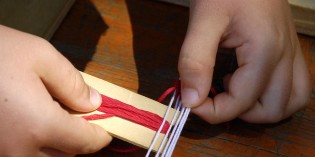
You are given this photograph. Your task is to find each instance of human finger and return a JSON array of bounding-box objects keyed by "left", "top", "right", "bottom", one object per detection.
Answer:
[
  {"left": 33, "top": 41, "right": 101, "bottom": 112},
  {"left": 285, "top": 42, "right": 310, "bottom": 117},
  {"left": 192, "top": 35, "right": 281, "bottom": 123},
  {"left": 178, "top": 0, "right": 230, "bottom": 108},
  {"left": 44, "top": 102, "right": 112, "bottom": 154}
]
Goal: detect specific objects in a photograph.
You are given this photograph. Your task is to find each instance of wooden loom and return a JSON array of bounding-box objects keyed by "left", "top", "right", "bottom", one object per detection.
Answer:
[{"left": 74, "top": 72, "right": 179, "bottom": 152}]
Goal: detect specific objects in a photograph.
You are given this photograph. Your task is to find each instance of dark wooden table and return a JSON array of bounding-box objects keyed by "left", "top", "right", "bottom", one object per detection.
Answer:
[{"left": 50, "top": 0, "right": 315, "bottom": 156}]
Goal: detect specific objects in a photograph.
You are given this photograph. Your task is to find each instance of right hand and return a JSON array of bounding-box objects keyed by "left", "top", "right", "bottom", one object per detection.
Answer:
[
  {"left": 0, "top": 25, "right": 112, "bottom": 157},
  {"left": 178, "top": 0, "right": 310, "bottom": 124}
]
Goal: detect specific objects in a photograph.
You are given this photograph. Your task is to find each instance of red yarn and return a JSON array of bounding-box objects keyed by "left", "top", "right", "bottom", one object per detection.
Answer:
[
  {"left": 210, "top": 87, "right": 217, "bottom": 95},
  {"left": 82, "top": 83, "right": 181, "bottom": 153},
  {"left": 107, "top": 145, "right": 141, "bottom": 153},
  {"left": 83, "top": 95, "right": 170, "bottom": 134},
  {"left": 157, "top": 86, "right": 176, "bottom": 102},
  {"left": 157, "top": 80, "right": 181, "bottom": 102},
  {"left": 82, "top": 113, "right": 114, "bottom": 119},
  {"left": 83, "top": 82, "right": 220, "bottom": 134}
]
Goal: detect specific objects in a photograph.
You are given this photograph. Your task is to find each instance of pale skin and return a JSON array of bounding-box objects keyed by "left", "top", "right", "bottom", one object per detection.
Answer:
[
  {"left": 0, "top": 25, "right": 111, "bottom": 157},
  {"left": 179, "top": 0, "right": 310, "bottom": 123},
  {"left": 0, "top": 0, "right": 311, "bottom": 156}
]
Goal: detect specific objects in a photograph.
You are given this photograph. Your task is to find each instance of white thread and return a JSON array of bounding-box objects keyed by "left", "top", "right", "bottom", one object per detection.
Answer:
[
  {"left": 146, "top": 89, "right": 190, "bottom": 157},
  {"left": 155, "top": 95, "right": 181, "bottom": 156},
  {"left": 145, "top": 92, "right": 176, "bottom": 157},
  {"left": 165, "top": 107, "right": 190, "bottom": 156},
  {"left": 161, "top": 104, "right": 185, "bottom": 157}
]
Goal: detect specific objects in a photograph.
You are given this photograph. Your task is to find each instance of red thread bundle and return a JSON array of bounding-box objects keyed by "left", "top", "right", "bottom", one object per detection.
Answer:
[{"left": 83, "top": 95, "right": 170, "bottom": 134}]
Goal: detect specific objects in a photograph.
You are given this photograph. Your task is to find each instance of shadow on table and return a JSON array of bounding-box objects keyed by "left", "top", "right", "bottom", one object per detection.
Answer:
[
  {"left": 51, "top": 0, "right": 108, "bottom": 71},
  {"left": 125, "top": 0, "right": 186, "bottom": 99}
]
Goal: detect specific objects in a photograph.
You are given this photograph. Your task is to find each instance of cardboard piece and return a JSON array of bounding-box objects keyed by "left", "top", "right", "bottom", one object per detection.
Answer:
[{"left": 75, "top": 72, "right": 178, "bottom": 151}]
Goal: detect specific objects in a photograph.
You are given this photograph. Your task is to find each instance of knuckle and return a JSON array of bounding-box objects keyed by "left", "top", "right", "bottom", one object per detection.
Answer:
[
  {"left": 32, "top": 37, "right": 55, "bottom": 55},
  {"left": 17, "top": 35, "right": 51, "bottom": 60},
  {"left": 69, "top": 71, "right": 89, "bottom": 100},
  {"left": 241, "top": 103, "right": 285, "bottom": 123},
  {"left": 178, "top": 57, "right": 213, "bottom": 74}
]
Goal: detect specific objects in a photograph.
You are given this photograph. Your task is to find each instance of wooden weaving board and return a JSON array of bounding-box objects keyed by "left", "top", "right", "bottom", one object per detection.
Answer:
[{"left": 75, "top": 72, "right": 178, "bottom": 152}]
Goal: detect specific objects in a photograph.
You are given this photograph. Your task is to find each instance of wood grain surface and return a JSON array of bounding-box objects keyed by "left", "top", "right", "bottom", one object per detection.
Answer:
[{"left": 50, "top": 0, "right": 315, "bottom": 156}]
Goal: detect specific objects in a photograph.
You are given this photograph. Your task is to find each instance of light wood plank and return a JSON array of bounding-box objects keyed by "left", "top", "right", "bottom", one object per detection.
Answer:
[{"left": 75, "top": 72, "right": 177, "bottom": 152}]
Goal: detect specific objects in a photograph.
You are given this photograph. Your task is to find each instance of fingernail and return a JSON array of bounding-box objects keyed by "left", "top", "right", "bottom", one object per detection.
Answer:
[
  {"left": 181, "top": 88, "right": 199, "bottom": 107},
  {"left": 89, "top": 87, "right": 102, "bottom": 108}
]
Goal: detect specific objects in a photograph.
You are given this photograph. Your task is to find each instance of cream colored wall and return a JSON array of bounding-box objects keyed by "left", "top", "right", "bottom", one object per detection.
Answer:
[
  {"left": 159, "top": 0, "right": 315, "bottom": 36},
  {"left": 0, "top": 0, "right": 75, "bottom": 39},
  {"left": 0, "top": 0, "right": 314, "bottom": 38}
]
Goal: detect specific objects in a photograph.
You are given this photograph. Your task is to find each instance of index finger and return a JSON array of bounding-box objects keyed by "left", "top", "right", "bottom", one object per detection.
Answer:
[{"left": 192, "top": 39, "right": 280, "bottom": 124}]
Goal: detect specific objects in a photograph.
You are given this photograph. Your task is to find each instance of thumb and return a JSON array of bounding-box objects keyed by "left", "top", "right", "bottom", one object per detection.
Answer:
[
  {"left": 34, "top": 41, "right": 101, "bottom": 112},
  {"left": 179, "top": 0, "right": 229, "bottom": 107}
]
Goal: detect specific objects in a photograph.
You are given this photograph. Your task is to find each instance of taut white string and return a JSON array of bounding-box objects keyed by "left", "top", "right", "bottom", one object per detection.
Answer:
[
  {"left": 164, "top": 107, "right": 190, "bottom": 156},
  {"left": 146, "top": 89, "right": 190, "bottom": 157},
  {"left": 155, "top": 95, "right": 181, "bottom": 156},
  {"left": 145, "top": 91, "right": 176, "bottom": 157}
]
